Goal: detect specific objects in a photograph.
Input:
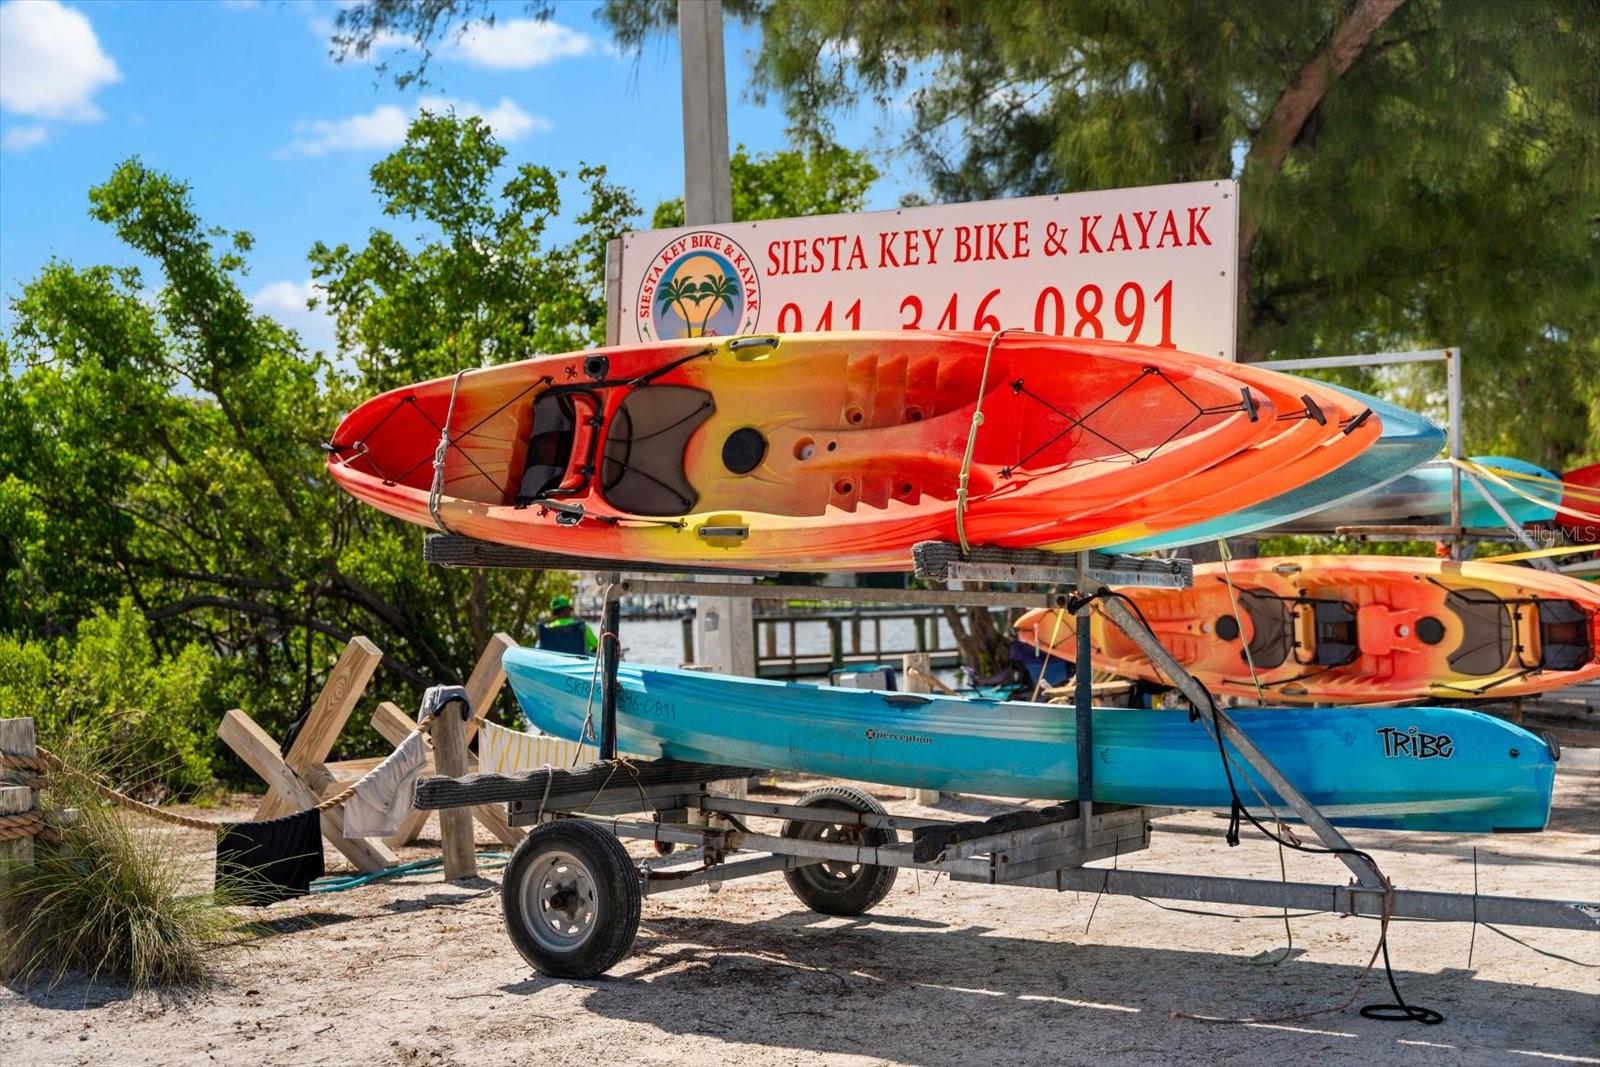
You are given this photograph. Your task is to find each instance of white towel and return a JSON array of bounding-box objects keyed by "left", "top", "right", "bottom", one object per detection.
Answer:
[
  {"left": 480, "top": 719, "right": 596, "bottom": 773},
  {"left": 341, "top": 731, "right": 430, "bottom": 838}
]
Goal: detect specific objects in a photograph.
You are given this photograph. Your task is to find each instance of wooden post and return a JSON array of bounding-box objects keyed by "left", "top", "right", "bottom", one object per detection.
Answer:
[
  {"left": 1, "top": 717, "right": 39, "bottom": 874},
  {"left": 902, "top": 655, "right": 941, "bottom": 806},
  {"left": 432, "top": 698, "right": 476, "bottom": 880},
  {"left": 256, "top": 637, "right": 382, "bottom": 820}
]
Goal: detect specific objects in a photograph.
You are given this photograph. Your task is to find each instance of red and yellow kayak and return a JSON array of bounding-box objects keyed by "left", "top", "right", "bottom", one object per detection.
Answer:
[
  {"left": 1018, "top": 555, "right": 1600, "bottom": 703},
  {"left": 327, "top": 332, "right": 1378, "bottom": 571}
]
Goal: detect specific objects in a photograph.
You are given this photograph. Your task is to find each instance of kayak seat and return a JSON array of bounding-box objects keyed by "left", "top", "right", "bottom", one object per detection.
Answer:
[
  {"left": 1310, "top": 600, "right": 1359, "bottom": 667},
  {"left": 1536, "top": 599, "right": 1591, "bottom": 671},
  {"left": 601, "top": 385, "right": 715, "bottom": 516},
  {"left": 1443, "top": 587, "right": 1514, "bottom": 677},
  {"left": 1239, "top": 590, "right": 1293, "bottom": 670},
  {"left": 517, "top": 392, "right": 583, "bottom": 503}
]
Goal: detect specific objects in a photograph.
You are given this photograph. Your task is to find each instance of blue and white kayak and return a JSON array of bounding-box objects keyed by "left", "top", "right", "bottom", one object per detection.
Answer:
[
  {"left": 1269, "top": 455, "right": 1559, "bottom": 533},
  {"left": 505, "top": 648, "right": 1556, "bottom": 834},
  {"left": 1107, "top": 383, "right": 1444, "bottom": 552}
]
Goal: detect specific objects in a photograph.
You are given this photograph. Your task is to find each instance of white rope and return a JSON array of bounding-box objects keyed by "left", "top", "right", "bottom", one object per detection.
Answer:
[
  {"left": 428, "top": 369, "right": 468, "bottom": 534},
  {"left": 1215, "top": 540, "right": 1266, "bottom": 703},
  {"left": 954, "top": 329, "right": 1016, "bottom": 555}
]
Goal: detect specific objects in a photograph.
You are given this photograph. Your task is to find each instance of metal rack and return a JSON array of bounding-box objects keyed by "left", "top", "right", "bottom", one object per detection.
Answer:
[{"left": 418, "top": 534, "right": 1599, "bottom": 979}]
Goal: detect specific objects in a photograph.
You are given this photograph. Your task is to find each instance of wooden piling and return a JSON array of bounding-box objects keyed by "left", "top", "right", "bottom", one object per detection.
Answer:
[
  {"left": 432, "top": 700, "right": 477, "bottom": 880},
  {"left": 1, "top": 717, "right": 40, "bottom": 874}
]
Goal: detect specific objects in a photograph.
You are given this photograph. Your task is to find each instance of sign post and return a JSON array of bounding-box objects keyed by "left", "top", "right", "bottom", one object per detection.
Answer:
[{"left": 677, "top": 0, "right": 756, "bottom": 680}]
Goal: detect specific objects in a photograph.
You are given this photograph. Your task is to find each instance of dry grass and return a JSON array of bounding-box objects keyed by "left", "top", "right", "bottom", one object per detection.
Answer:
[{"left": 0, "top": 743, "right": 238, "bottom": 991}]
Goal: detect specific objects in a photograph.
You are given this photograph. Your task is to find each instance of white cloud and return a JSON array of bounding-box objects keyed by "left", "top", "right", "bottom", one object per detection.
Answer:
[
  {"left": 285, "top": 96, "right": 549, "bottom": 156},
  {"left": 1, "top": 123, "right": 49, "bottom": 151},
  {"left": 0, "top": 0, "right": 121, "bottom": 121},
  {"left": 253, "top": 279, "right": 337, "bottom": 353},
  {"left": 452, "top": 18, "right": 594, "bottom": 69}
]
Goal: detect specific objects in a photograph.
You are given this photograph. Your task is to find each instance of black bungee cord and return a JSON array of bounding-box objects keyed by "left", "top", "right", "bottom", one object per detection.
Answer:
[{"left": 1083, "top": 588, "right": 1444, "bottom": 1025}]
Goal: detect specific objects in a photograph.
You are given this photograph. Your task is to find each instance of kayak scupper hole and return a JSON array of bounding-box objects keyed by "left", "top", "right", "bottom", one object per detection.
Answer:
[
  {"left": 835, "top": 479, "right": 854, "bottom": 496},
  {"left": 826, "top": 441, "right": 837, "bottom": 452},
  {"left": 794, "top": 437, "right": 815, "bottom": 461},
  {"left": 846, "top": 407, "right": 865, "bottom": 425},
  {"left": 905, "top": 406, "right": 923, "bottom": 422},
  {"left": 1215, "top": 615, "right": 1241, "bottom": 641}
]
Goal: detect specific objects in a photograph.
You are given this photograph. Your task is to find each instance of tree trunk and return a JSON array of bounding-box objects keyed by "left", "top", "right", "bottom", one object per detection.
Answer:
[
  {"left": 1237, "top": 0, "right": 1405, "bottom": 358},
  {"left": 468, "top": 568, "right": 489, "bottom": 658}
]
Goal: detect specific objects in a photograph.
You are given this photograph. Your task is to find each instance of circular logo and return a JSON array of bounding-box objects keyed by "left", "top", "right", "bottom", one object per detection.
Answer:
[{"left": 635, "top": 230, "right": 762, "bottom": 341}]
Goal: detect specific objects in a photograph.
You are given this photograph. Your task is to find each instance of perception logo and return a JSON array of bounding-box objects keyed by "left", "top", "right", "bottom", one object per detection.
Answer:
[{"left": 635, "top": 230, "right": 761, "bottom": 340}]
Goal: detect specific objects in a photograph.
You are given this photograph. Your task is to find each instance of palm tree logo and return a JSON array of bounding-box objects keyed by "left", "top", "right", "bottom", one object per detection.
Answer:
[{"left": 656, "top": 253, "right": 741, "bottom": 338}]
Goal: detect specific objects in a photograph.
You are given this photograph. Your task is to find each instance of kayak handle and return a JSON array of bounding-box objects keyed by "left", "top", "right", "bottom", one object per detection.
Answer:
[
  {"left": 729, "top": 336, "right": 780, "bottom": 360},
  {"left": 882, "top": 693, "right": 933, "bottom": 707},
  {"left": 697, "top": 525, "right": 749, "bottom": 540}
]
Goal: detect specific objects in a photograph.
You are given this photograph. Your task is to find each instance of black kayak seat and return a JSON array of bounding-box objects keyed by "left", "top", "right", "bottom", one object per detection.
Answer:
[
  {"left": 1309, "top": 600, "right": 1359, "bottom": 667},
  {"left": 1239, "top": 589, "right": 1293, "bottom": 671},
  {"left": 1443, "top": 587, "right": 1514, "bottom": 677},
  {"left": 601, "top": 385, "right": 715, "bottom": 517},
  {"left": 1537, "top": 599, "right": 1592, "bottom": 671},
  {"left": 517, "top": 392, "right": 581, "bottom": 503}
]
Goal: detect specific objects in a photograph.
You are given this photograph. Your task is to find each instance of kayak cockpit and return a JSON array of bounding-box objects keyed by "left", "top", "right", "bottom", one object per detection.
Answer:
[{"left": 515, "top": 384, "right": 715, "bottom": 517}]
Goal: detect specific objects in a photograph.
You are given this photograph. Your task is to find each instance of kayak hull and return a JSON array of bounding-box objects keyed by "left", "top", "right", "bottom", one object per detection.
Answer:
[
  {"left": 504, "top": 648, "right": 1555, "bottom": 833},
  {"left": 1019, "top": 555, "right": 1600, "bottom": 704},
  {"left": 327, "top": 332, "right": 1379, "bottom": 570},
  {"left": 1270, "top": 456, "right": 1558, "bottom": 533},
  {"left": 1102, "top": 383, "right": 1443, "bottom": 552}
]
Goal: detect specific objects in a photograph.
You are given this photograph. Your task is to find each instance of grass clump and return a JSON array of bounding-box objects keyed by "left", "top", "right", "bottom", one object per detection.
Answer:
[{"left": 0, "top": 742, "right": 237, "bottom": 991}]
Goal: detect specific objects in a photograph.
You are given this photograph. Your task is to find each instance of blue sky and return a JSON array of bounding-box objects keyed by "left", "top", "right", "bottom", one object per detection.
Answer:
[{"left": 0, "top": 0, "right": 913, "bottom": 351}]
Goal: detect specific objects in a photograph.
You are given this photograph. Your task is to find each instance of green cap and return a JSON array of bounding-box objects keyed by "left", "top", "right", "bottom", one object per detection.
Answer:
[{"left": 550, "top": 594, "right": 572, "bottom": 612}]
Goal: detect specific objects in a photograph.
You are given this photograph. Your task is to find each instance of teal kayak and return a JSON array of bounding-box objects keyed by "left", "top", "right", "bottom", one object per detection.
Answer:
[
  {"left": 1107, "top": 382, "right": 1444, "bottom": 552},
  {"left": 1270, "top": 455, "right": 1558, "bottom": 533},
  {"left": 505, "top": 648, "right": 1556, "bottom": 834}
]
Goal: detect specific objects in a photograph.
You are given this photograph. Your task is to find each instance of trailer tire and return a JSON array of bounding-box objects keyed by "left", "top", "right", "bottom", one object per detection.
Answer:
[
  {"left": 781, "top": 785, "right": 899, "bottom": 916},
  {"left": 502, "top": 820, "right": 641, "bottom": 979}
]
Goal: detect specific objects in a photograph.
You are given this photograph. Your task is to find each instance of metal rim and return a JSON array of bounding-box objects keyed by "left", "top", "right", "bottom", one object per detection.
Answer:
[
  {"left": 519, "top": 849, "right": 600, "bottom": 953},
  {"left": 794, "top": 817, "right": 866, "bottom": 888}
]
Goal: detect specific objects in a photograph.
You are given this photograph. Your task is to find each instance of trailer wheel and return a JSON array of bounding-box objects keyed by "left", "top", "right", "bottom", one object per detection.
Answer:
[
  {"left": 781, "top": 785, "right": 899, "bottom": 916},
  {"left": 502, "top": 820, "right": 641, "bottom": 979}
]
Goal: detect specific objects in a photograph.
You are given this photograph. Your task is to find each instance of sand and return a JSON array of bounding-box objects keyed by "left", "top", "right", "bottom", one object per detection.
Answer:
[{"left": 4, "top": 755, "right": 1598, "bottom": 1067}]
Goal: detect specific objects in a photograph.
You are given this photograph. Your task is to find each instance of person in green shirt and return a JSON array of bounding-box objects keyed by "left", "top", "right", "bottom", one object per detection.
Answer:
[{"left": 537, "top": 594, "right": 599, "bottom": 655}]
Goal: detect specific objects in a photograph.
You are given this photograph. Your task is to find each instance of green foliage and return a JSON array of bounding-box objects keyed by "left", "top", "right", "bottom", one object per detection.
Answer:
[
  {"left": 2, "top": 123, "right": 592, "bottom": 774},
  {"left": 4, "top": 112, "right": 882, "bottom": 786},
  {"left": 603, "top": 0, "right": 1600, "bottom": 469},
  {"left": 651, "top": 143, "right": 880, "bottom": 228},
  {"left": 0, "top": 600, "right": 215, "bottom": 794},
  {"left": 0, "top": 741, "right": 238, "bottom": 990},
  {"left": 311, "top": 111, "right": 638, "bottom": 390}
]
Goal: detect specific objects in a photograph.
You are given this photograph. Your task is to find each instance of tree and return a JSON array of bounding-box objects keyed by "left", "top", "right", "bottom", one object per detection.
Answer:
[
  {"left": 650, "top": 143, "right": 879, "bottom": 228},
  {"left": 1, "top": 126, "right": 611, "bottom": 779},
  {"left": 601, "top": 0, "right": 1600, "bottom": 469}
]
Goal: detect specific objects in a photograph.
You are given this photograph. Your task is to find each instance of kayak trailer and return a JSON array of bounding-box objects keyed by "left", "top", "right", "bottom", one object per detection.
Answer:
[{"left": 414, "top": 535, "right": 1600, "bottom": 980}]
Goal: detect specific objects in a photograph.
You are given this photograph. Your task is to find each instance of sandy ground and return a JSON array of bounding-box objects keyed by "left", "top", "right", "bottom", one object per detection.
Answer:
[{"left": 4, "top": 755, "right": 1598, "bottom": 1067}]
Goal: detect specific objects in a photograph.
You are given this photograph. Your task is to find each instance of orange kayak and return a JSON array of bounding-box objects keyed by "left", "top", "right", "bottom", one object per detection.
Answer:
[
  {"left": 327, "top": 332, "right": 1369, "bottom": 571},
  {"left": 1017, "top": 555, "right": 1600, "bottom": 703}
]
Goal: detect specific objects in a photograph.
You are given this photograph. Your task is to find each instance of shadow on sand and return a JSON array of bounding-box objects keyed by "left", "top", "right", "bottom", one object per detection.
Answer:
[{"left": 496, "top": 910, "right": 1600, "bottom": 1066}]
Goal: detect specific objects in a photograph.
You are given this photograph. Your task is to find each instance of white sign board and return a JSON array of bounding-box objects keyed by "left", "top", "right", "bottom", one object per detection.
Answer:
[{"left": 616, "top": 179, "right": 1238, "bottom": 358}]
